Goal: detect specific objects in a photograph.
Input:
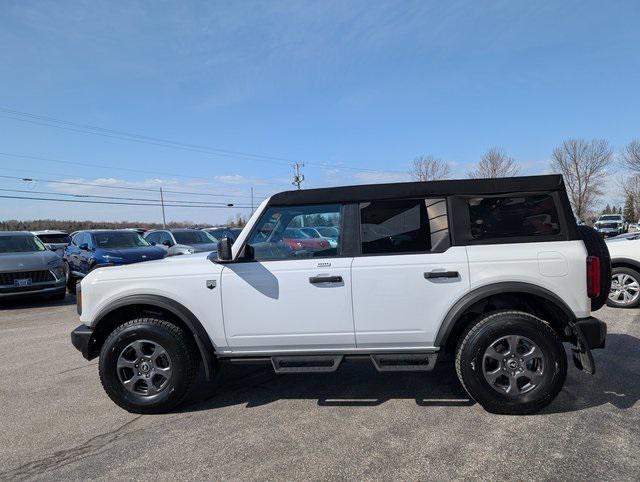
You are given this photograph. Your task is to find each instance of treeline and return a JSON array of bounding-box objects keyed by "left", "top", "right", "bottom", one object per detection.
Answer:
[{"left": 1, "top": 214, "right": 249, "bottom": 233}]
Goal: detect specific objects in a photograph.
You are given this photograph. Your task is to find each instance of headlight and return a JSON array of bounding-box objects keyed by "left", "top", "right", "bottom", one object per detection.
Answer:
[{"left": 102, "top": 255, "right": 125, "bottom": 261}]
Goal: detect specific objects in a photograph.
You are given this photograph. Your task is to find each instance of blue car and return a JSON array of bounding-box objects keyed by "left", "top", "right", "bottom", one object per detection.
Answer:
[{"left": 64, "top": 230, "right": 166, "bottom": 289}]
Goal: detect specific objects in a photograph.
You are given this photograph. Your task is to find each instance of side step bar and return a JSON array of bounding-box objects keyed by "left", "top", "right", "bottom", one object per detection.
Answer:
[
  {"left": 370, "top": 353, "right": 437, "bottom": 372},
  {"left": 271, "top": 355, "right": 343, "bottom": 373},
  {"left": 268, "top": 353, "right": 438, "bottom": 373}
]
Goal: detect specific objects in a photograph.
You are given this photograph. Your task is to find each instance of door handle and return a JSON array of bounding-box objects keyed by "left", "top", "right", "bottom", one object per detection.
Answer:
[
  {"left": 424, "top": 271, "right": 459, "bottom": 279},
  {"left": 309, "top": 275, "right": 343, "bottom": 284}
]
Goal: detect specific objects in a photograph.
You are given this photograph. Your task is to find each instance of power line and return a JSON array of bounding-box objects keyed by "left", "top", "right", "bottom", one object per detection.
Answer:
[
  {"left": 0, "top": 194, "right": 252, "bottom": 209},
  {"left": 0, "top": 106, "right": 407, "bottom": 174},
  {"left": 0, "top": 174, "right": 266, "bottom": 200},
  {"left": 0, "top": 187, "right": 248, "bottom": 206}
]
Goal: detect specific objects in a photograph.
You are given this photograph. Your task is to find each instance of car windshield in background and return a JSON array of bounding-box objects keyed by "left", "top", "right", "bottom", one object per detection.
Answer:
[
  {"left": 205, "top": 229, "right": 225, "bottom": 240},
  {"left": 600, "top": 215, "right": 621, "bottom": 221},
  {"left": 94, "top": 232, "right": 150, "bottom": 249},
  {"left": 173, "top": 231, "right": 215, "bottom": 245},
  {"left": 230, "top": 228, "right": 242, "bottom": 238},
  {"left": 37, "top": 233, "right": 71, "bottom": 244},
  {"left": 316, "top": 227, "right": 339, "bottom": 238},
  {"left": 0, "top": 235, "right": 46, "bottom": 253},
  {"left": 283, "top": 229, "right": 311, "bottom": 239}
]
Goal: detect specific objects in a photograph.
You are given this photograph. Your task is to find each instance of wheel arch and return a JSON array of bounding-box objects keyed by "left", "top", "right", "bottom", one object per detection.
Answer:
[
  {"left": 611, "top": 257, "right": 640, "bottom": 272},
  {"left": 89, "top": 294, "right": 217, "bottom": 380},
  {"left": 435, "top": 282, "right": 577, "bottom": 352}
]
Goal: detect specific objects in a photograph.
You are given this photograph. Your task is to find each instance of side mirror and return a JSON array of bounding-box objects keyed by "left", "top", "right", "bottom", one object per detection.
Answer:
[
  {"left": 79, "top": 243, "right": 89, "bottom": 251},
  {"left": 149, "top": 241, "right": 156, "bottom": 246},
  {"left": 162, "top": 240, "right": 173, "bottom": 247},
  {"left": 217, "top": 237, "right": 233, "bottom": 261}
]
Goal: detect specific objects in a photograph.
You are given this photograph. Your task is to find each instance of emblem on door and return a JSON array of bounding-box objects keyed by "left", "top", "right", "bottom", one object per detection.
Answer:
[
  {"left": 317, "top": 262, "right": 331, "bottom": 268},
  {"left": 206, "top": 280, "right": 216, "bottom": 289}
]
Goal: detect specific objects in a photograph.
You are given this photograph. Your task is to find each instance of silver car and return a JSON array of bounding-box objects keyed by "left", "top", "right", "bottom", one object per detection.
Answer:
[
  {"left": 144, "top": 229, "right": 218, "bottom": 256},
  {"left": 0, "top": 232, "right": 66, "bottom": 300},
  {"left": 32, "top": 230, "right": 71, "bottom": 257}
]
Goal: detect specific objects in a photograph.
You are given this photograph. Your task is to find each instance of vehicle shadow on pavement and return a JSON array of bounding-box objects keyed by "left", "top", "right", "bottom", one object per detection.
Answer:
[
  {"left": 0, "top": 294, "right": 76, "bottom": 310},
  {"left": 543, "top": 333, "right": 640, "bottom": 414},
  {"left": 181, "top": 358, "right": 476, "bottom": 412}
]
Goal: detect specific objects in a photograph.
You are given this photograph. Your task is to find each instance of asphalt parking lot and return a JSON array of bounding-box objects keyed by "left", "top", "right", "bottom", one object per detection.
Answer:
[{"left": 0, "top": 298, "right": 639, "bottom": 481}]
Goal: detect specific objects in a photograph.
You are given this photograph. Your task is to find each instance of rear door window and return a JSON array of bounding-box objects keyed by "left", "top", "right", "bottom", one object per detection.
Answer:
[
  {"left": 467, "top": 194, "right": 561, "bottom": 241},
  {"left": 359, "top": 198, "right": 450, "bottom": 255}
]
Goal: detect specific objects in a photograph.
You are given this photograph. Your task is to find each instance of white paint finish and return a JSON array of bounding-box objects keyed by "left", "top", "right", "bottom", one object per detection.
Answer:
[
  {"left": 606, "top": 236, "right": 640, "bottom": 260},
  {"left": 351, "top": 247, "right": 470, "bottom": 347},
  {"left": 537, "top": 251, "right": 568, "bottom": 277},
  {"left": 466, "top": 241, "right": 590, "bottom": 318},
  {"left": 80, "top": 253, "right": 227, "bottom": 348},
  {"left": 220, "top": 257, "right": 355, "bottom": 350}
]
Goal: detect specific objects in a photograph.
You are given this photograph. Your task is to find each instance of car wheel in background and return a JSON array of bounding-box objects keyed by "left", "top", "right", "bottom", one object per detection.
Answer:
[
  {"left": 64, "top": 262, "right": 76, "bottom": 292},
  {"left": 455, "top": 311, "right": 567, "bottom": 415},
  {"left": 607, "top": 267, "right": 640, "bottom": 308},
  {"left": 99, "top": 318, "right": 198, "bottom": 414}
]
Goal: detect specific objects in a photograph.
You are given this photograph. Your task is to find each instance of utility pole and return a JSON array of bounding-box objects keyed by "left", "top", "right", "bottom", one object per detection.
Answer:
[
  {"left": 250, "top": 187, "right": 254, "bottom": 214},
  {"left": 159, "top": 187, "right": 166, "bottom": 228},
  {"left": 292, "top": 162, "right": 304, "bottom": 190}
]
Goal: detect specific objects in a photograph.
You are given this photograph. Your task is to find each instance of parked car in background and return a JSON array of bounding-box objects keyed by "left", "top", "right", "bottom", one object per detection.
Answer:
[
  {"left": 283, "top": 228, "right": 330, "bottom": 251},
  {"left": 145, "top": 229, "right": 218, "bottom": 256},
  {"left": 202, "top": 227, "right": 243, "bottom": 242},
  {"left": 124, "top": 228, "right": 147, "bottom": 235},
  {"left": 606, "top": 233, "right": 640, "bottom": 308},
  {"left": 0, "top": 232, "right": 66, "bottom": 300},
  {"left": 594, "top": 214, "right": 626, "bottom": 237},
  {"left": 298, "top": 227, "right": 339, "bottom": 248},
  {"left": 31, "top": 230, "right": 71, "bottom": 257},
  {"left": 64, "top": 230, "right": 165, "bottom": 288},
  {"left": 627, "top": 223, "right": 639, "bottom": 233}
]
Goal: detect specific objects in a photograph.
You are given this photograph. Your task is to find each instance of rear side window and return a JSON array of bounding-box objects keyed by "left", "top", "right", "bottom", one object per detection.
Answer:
[
  {"left": 467, "top": 194, "right": 561, "bottom": 241},
  {"left": 359, "top": 198, "right": 450, "bottom": 255}
]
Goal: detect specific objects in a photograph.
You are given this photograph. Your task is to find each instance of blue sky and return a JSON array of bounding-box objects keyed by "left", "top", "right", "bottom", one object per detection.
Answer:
[{"left": 1, "top": 0, "right": 639, "bottom": 224}]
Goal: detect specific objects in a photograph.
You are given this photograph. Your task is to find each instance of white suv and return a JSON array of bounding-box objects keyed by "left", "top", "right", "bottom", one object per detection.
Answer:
[{"left": 71, "top": 175, "right": 608, "bottom": 415}]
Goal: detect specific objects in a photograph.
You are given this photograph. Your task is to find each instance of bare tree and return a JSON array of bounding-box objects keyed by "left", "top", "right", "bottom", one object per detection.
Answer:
[
  {"left": 550, "top": 139, "right": 613, "bottom": 219},
  {"left": 620, "top": 174, "right": 640, "bottom": 220},
  {"left": 467, "top": 147, "right": 520, "bottom": 179},
  {"left": 621, "top": 139, "right": 640, "bottom": 172},
  {"left": 409, "top": 155, "right": 451, "bottom": 181}
]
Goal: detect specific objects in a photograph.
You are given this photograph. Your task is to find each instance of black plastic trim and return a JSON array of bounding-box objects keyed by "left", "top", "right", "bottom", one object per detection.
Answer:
[
  {"left": 91, "top": 294, "right": 217, "bottom": 380},
  {"left": 435, "top": 282, "right": 577, "bottom": 346},
  {"left": 611, "top": 257, "right": 640, "bottom": 271},
  {"left": 70, "top": 324, "right": 93, "bottom": 359}
]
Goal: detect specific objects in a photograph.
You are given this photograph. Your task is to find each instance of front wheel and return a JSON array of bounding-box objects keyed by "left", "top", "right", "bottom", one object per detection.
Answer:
[
  {"left": 99, "top": 318, "right": 198, "bottom": 413},
  {"left": 455, "top": 311, "right": 567, "bottom": 415},
  {"left": 607, "top": 267, "right": 640, "bottom": 308}
]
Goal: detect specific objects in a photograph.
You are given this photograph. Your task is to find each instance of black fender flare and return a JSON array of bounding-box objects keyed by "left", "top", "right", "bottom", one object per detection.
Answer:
[
  {"left": 434, "top": 282, "right": 577, "bottom": 347},
  {"left": 93, "top": 294, "right": 217, "bottom": 380},
  {"left": 610, "top": 257, "right": 640, "bottom": 271}
]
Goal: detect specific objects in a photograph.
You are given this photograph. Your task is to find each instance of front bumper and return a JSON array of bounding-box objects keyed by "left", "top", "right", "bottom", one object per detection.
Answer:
[
  {"left": 71, "top": 324, "right": 94, "bottom": 360},
  {"left": 0, "top": 279, "right": 65, "bottom": 298},
  {"left": 571, "top": 316, "right": 607, "bottom": 374}
]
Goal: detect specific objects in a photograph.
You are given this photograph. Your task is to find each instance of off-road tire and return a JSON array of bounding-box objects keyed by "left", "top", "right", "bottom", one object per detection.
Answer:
[
  {"left": 455, "top": 311, "right": 567, "bottom": 415},
  {"left": 577, "top": 225, "right": 611, "bottom": 311},
  {"left": 99, "top": 317, "right": 198, "bottom": 414},
  {"left": 606, "top": 266, "right": 640, "bottom": 308}
]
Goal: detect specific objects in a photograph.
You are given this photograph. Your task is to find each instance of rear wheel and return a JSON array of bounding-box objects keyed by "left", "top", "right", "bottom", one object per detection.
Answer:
[
  {"left": 607, "top": 267, "right": 640, "bottom": 308},
  {"left": 455, "top": 311, "right": 567, "bottom": 415},
  {"left": 99, "top": 318, "right": 198, "bottom": 414}
]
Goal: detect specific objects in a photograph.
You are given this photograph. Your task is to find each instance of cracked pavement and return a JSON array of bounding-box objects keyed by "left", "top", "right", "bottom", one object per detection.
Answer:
[{"left": 0, "top": 297, "right": 639, "bottom": 480}]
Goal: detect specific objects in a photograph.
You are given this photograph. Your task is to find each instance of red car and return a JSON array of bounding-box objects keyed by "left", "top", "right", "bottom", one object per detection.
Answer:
[{"left": 283, "top": 228, "right": 329, "bottom": 251}]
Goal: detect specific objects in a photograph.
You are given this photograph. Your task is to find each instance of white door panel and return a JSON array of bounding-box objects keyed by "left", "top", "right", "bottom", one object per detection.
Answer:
[
  {"left": 221, "top": 258, "right": 355, "bottom": 350},
  {"left": 351, "top": 247, "right": 470, "bottom": 347}
]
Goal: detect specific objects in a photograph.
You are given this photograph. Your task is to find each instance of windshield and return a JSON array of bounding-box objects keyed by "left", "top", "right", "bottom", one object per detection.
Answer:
[
  {"left": 173, "top": 230, "right": 216, "bottom": 245},
  {"left": 316, "top": 227, "right": 339, "bottom": 238},
  {"left": 94, "top": 232, "right": 150, "bottom": 248},
  {"left": 284, "top": 229, "right": 310, "bottom": 239},
  {"left": 204, "top": 229, "right": 225, "bottom": 240},
  {"left": 0, "top": 235, "right": 46, "bottom": 253},
  {"left": 600, "top": 215, "right": 621, "bottom": 221},
  {"left": 37, "top": 233, "right": 71, "bottom": 244}
]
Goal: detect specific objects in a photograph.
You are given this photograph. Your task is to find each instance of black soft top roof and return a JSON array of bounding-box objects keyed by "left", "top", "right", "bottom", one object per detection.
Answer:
[{"left": 269, "top": 174, "right": 565, "bottom": 206}]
